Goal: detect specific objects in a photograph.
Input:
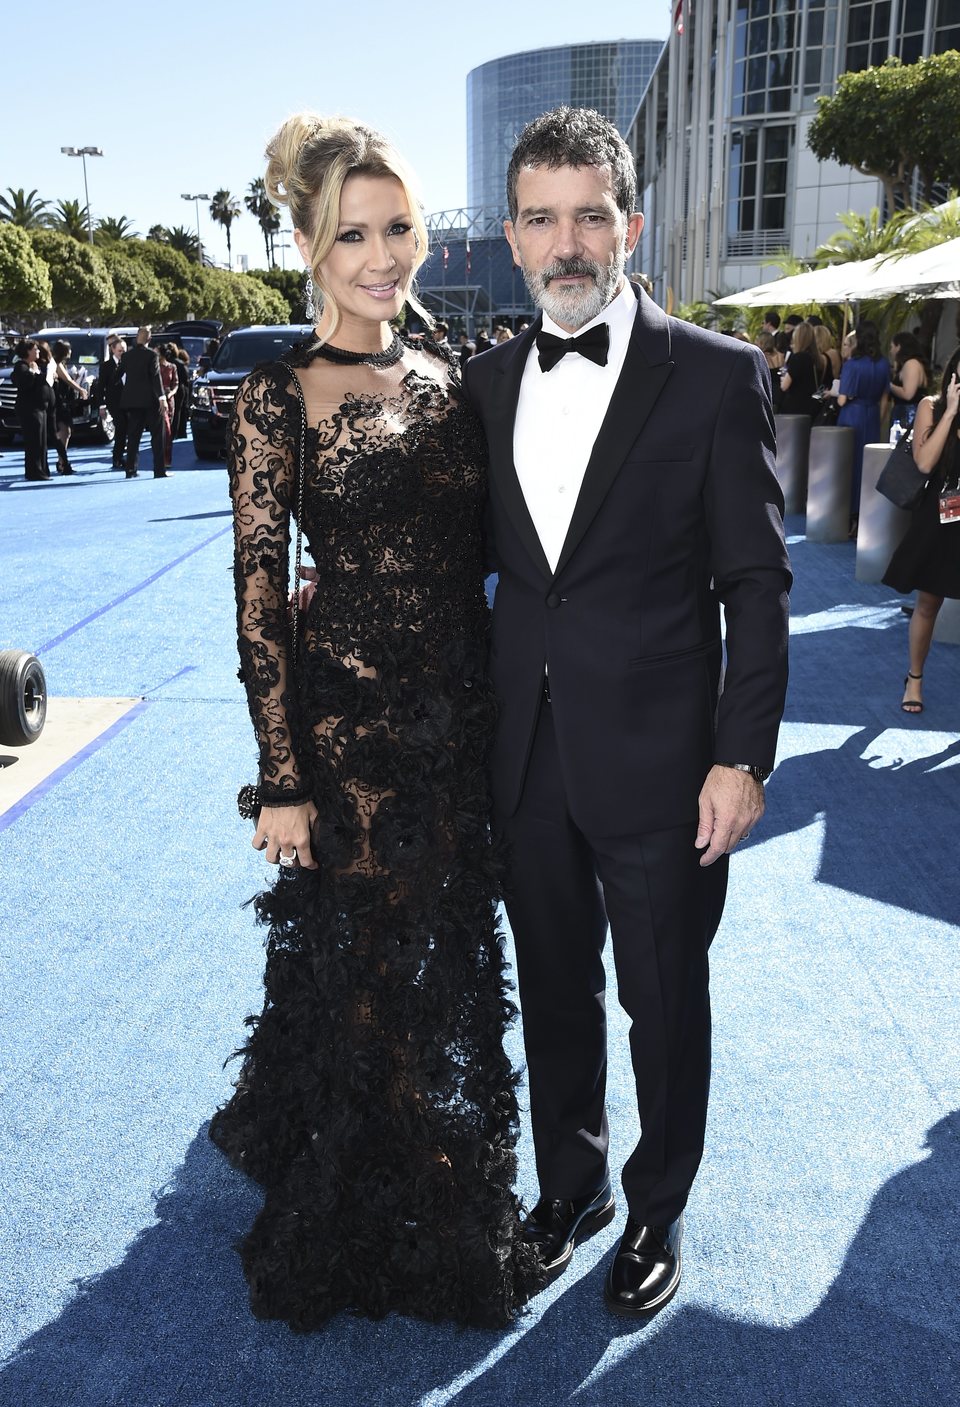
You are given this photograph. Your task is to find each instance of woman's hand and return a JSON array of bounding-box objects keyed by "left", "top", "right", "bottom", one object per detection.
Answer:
[
  {"left": 253, "top": 801, "right": 319, "bottom": 869},
  {"left": 946, "top": 374, "right": 960, "bottom": 420}
]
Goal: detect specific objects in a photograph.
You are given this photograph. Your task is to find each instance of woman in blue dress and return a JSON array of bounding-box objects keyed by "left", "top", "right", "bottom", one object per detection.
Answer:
[{"left": 837, "top": 320, "right": 891, "bottom": 535}]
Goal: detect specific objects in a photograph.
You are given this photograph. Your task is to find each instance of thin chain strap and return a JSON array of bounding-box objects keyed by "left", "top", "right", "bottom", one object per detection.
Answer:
[{"left": 279, "top": 360, "right": 307, "bottom": 668}]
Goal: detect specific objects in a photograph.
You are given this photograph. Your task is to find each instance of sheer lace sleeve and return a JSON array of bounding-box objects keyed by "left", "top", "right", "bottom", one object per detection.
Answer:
[{"left": 228, "top": 364, "right": 310, "bottom": 807}]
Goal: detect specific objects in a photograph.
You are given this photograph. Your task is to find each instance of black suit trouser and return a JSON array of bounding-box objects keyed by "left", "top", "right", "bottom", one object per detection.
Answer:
[
  {"left": 19, "top": 407, "right": 47, "bottom": 478},
  {"left": 106, "top": 399, "right": 128, "bottom": 463},
  {"left": 498, "top": 696, "right": 728, "bottom": 1226},
  {"left": 124, "top": 403, "right": 165, "bottom": 473}
]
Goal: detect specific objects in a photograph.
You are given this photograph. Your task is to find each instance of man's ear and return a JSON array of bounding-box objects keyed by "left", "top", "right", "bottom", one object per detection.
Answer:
[
  {"left": 504, "top": 219, "right": 523, "bottom": 270},
  {"left": 626, "top": 212, "right": 644, "bottom": 257}
]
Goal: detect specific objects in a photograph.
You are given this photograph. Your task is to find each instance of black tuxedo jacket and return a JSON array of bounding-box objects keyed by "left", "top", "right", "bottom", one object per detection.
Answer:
[
  {"left": 462, "top": 287, "right": 791, "bottom": 836},
  {"left": 119, "top": 343, "right": 163, "bottom": 409},
  {"left": 98, "top": 355, "right": 125, "bottom": 410}
]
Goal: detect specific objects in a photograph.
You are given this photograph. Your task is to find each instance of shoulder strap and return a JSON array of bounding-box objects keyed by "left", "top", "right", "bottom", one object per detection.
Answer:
[{"left": 278, "top": 360, "right": 306, "bottom": 667}]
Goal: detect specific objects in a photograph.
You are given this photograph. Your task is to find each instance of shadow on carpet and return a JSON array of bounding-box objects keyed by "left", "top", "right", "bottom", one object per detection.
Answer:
[{"left": 2, "top": 1115, "right": 957, "bottom": 1407}]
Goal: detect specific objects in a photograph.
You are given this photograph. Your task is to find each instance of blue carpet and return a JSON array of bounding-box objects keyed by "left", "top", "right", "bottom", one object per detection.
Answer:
[{"left": 1, "top": 434, "right": 958, "bottom": 1406}]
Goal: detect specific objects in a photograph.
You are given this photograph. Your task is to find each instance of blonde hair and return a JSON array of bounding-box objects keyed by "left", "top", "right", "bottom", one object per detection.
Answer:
[
  {"left": 264, "top": 112, "right": 432, "bottom": 340},
  {"left": 813, "top": 323, "right": 835, "bottom": 356}
]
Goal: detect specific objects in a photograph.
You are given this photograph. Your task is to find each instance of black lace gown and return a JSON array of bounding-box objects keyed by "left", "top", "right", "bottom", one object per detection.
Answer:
[{"left": 209, "top": 335, "right": 544, "bottom": 1330}]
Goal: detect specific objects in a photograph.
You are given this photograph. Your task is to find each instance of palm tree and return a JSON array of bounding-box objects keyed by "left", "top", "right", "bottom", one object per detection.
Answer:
[
  {"left": 147, "top": 224, "right": 170, "bottom": 244},
  {"left": 96, "top": 214, "right": 138, "bottom": 243},
  {"left": 813, "top": 207, "right": 916, "bottom": 266},
  {"left": 52, "top": 198, "right": 90, "bottom": 240},
  {"left": 164, "top": 224, "right": 202, "bottom": 261},
  {"left": 209, "top": 189, "right": 242, "bottom": 267},
  {"left": 0, "top": 187, "right": 52, "bottom": 228},
  {"left": 245, "top": 178, "right": 280, "bottom": 266}
]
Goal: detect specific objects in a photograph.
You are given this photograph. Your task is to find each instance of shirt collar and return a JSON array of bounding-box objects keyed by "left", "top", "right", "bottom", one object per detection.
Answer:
[{"left": 540, "top": 278, "right": 636, "bottom": 340}]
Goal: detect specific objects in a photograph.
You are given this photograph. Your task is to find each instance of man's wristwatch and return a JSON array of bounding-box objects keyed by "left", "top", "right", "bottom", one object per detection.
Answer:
[{"left": 715, "top": 761, "right": 771, "bottom": 784}]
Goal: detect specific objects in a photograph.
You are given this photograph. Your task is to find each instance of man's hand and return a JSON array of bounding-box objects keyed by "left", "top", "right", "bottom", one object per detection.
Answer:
[{"left": 695, "top": 765, "right": 765, "bottom": 867}]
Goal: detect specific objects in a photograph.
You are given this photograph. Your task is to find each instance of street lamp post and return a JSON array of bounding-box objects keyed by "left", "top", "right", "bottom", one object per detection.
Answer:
[
  {"left": 60, "top": 146, "right": 103, "bottom": 244},
  {"left": 181, "top": 193, "right": 209, "bottom": 264}
]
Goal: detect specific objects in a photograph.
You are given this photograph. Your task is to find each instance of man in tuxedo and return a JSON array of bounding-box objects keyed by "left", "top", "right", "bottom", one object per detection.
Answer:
[
  {"left": 119, "top": 326, "right": 169, "bottom": 478},
  {"left": 99, "top": 334, "right": 128, "bottom": 469},
  {"left": 462, "top": 108, "right": 790, "bottom": 1315}
]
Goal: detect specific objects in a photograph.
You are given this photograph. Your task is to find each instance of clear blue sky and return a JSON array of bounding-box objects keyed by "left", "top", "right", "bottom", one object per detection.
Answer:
[{"left": 4, "top": 1, "right": 668, "bottom": 269}]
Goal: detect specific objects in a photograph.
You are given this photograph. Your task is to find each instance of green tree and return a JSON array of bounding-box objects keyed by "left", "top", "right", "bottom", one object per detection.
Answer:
[
  {"left": 164, "top": 224, "right": 202, "bottom": 262},
  {"left": 813, "top": 206, "right": 917, "bottom": 264},
  {"left": 52, "top": 198, "right": 91, "bottom": 240},
  {"left": 808, "top": 53, "right": 960, "bottom": 212},
  {"left": 130, "top": 238, "right": 206, "bottom": 320},
  {"left": 147, "top": 223, "right": 169, "bottom": 244},
  {"left": 209, "top": 189, "right": 242, "bottom": 266},
  {"left": 0, "top": 187, "right": 52, "bottom": 228},
  {"left": 0, "top": 224, "right": 53, "bottom": 313},
  {"left": 247, "top": 266, "right": 304, "bottom": 321},
  {"left": 245, "top": 178, "right": 280, "bottom": 266},
  {"left": 29, "top": 229, "right": 115, "bottom": 319},
  {"left": 96, "top": 214, "right": 138, "bottom": 243},
  {"left": 238, "top": 275, "right": 290, "bottom": 325},
  {"left": 99, "top": 245, "right": 168, "bottom": 322}
]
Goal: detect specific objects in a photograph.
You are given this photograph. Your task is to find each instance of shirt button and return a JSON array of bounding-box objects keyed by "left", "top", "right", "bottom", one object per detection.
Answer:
[{"left": 546, "top": 593, "right": 561, "bottom": 609}]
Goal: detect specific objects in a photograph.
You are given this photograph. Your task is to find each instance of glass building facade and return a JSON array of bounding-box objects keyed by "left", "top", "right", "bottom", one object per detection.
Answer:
[
  {"left": 628, "top": 0, "right": 960, "bottom": 302},
  {"left": 467, "top": 41, "right": 663, "bottom": 214}
]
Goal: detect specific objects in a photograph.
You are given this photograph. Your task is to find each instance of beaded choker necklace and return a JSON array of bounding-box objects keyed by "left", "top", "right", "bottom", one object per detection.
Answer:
[{"left": 309, "top": 332, "right": 404, "bottom": 368}]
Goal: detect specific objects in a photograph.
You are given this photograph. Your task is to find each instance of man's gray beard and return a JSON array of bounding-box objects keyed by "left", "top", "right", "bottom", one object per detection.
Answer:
[{"left": 522, "top": 251, "right": 624, "bottom": 329}]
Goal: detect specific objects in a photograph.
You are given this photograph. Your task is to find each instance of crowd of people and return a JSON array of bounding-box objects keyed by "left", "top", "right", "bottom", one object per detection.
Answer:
[
  {"left": 7, "top": 327, "right": 195, "bottom": 480},
  {"left": 751, "top": 307, "right": 958, "bottom": 714}
]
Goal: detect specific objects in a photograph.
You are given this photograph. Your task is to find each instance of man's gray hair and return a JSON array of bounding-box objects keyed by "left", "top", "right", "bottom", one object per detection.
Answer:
[{"left": 506, "top": 107, "right": 637, "bottom": 222}]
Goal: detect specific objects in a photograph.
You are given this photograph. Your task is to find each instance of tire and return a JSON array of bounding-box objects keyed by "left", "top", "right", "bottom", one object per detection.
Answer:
[{"left": 0, "top": 650, "right": 47, "bottom": 747}]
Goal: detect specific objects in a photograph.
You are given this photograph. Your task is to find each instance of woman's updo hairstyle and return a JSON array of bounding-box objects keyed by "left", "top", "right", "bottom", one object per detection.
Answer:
[{"left": 264, "top": 112, "right": 432, "bottom": 340}]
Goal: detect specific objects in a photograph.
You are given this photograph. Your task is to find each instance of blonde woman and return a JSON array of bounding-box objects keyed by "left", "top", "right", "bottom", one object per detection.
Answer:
[
  {"left": 209, "top": 113, "right": 544, "bottom": 1330},
  {"left": 814, "top": 323, "right": 841, "bottom": 381}
]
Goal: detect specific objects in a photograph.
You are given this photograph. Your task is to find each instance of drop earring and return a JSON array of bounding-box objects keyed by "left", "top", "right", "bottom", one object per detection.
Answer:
[{"left": 305, "top": 271, "right": 316, "bottom": 322}]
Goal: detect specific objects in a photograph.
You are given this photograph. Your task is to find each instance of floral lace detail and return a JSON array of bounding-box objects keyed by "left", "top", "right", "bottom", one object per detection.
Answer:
[
  {"left": 227, "top": 337, "right": 486, "bottom": 804},
  {"left": 216, "top": 338, "right": 545, "bottom": 1328}
]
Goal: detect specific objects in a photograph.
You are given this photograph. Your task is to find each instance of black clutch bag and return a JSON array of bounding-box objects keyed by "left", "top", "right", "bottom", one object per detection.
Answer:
[
  {"left": 876, "top": 431, "right": 929, "bottom": 511},
  {"left": 236, "top": 358, "right": 307, "bottom": 823}
]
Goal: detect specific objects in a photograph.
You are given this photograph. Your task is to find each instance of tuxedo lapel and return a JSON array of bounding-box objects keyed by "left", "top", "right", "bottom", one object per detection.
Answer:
[
  {"left": 485, "top": 320, "right": 553, "bottom": 581},
  {"left": 552, "top": 290, "right": 674, "bottom": 581}
]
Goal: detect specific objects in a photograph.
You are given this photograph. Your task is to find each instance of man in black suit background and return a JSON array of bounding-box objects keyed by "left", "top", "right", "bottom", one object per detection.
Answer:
[
  {"left": 463, "top": 109, "right": 790, "bottom": 1316},
  {"left": 98, "top": 334, "right": 128, "bottom": 470},
  {"left": 119, "top": 326, "right": 169, "bottom": 478}
]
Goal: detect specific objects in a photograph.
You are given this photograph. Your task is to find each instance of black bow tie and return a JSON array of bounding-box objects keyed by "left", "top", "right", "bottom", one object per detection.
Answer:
[{"left": 536, "top": 323, "right": 610, "bottom": 373}]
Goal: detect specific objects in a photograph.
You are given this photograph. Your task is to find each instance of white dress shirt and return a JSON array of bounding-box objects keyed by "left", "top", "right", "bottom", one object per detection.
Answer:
[{"left": 513, "top": 280, "right": 638, "bottom": 573}]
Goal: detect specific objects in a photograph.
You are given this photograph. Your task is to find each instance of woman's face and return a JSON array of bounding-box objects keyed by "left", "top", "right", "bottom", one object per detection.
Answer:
[
  {"left": 25, "top": 345, "right": 39, "bottom": 364},
  {"left": 842, "top": 335, "right": 856, "bottom": 361},
  {"left": 307, "top": 174, "right": 417, "bottom": 330}
]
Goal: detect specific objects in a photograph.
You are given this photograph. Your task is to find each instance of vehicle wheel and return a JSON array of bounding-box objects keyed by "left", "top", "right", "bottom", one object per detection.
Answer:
[
  {"left": 0, "top": 650, "right": 47, "bottom": 747},
  {"left": 193, "top": 440, "right": 222, "bottom": 462}
]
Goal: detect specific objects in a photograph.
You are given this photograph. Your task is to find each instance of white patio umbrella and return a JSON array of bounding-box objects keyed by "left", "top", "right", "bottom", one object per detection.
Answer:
[
  {"left": 713, "top": 257, "right": 884, "bottom": 308},
  {"left": 856, "top": 236, "right": 960, "bottom": 299}
]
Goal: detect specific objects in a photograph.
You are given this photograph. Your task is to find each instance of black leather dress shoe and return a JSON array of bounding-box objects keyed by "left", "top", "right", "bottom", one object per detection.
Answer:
[
  {"left": 153, "top": 471, "right": 173, "bottom": 478},
  {"left": 522, "top": 1181, "right": 616, "bottom": 1272},
  {"left": 125, "top": 469, "right": 138, "bottom": 478},
  {"left": 604, "top": 1214, "right": 683, "bottom": 1316}
]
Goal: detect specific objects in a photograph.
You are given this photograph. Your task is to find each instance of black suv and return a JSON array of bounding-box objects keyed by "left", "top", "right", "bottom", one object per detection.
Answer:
[{"left": 190, "top": 324, "right": 312, "bottom": 460}]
